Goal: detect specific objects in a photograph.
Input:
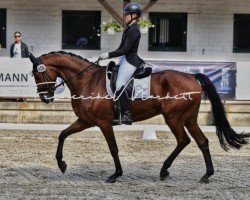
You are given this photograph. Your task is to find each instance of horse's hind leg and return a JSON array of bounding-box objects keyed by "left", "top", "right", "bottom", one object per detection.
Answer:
[
  {"left": 160, "top": 120, "right": 191, "bottom": 181},
  {"left": 185, "top": 118, "right": 214, "bottom": 183},
  {"left": 56, "top": 118, "right": 92, "bottom": 173}
]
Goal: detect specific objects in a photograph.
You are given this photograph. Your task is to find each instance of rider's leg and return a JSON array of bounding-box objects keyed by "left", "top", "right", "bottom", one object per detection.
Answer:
[
  {"left": 121, "top": 90, "right": 133, "bottom": 124},
  {"left": 115, "top": 57, "right": 137, "bottom": 92},
  {"left": 115, "top": 57, "right": 137, "bottom": 124},
  {"left": 116, "top": 87, "right": 132, "bottom": 125}
]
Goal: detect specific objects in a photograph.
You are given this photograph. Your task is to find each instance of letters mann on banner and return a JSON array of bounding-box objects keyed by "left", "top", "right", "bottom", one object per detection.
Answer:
[
  {"left": 0, "top": 73, "right": 28, "bottom": 82},
  {"left": 0, "top": 59, "right": 70, "bottom": 98}
]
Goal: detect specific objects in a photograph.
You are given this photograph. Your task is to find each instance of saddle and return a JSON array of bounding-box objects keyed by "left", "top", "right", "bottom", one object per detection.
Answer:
[
  {"left": 107, "top": 61, "right": 152, "bottom": 98},
  {"left": 107, "top": 61, "right": 152, "bottom": 125}
]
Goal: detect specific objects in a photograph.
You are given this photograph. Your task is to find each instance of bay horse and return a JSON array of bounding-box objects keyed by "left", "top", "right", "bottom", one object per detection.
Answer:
[{"left": 29, "top": 51, "right": 248, "bottom": 183}]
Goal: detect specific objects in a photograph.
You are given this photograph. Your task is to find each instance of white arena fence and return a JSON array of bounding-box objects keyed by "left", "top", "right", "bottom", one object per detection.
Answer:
[{"left": 0, "top": 123, "right": 250, "bottom": 140}]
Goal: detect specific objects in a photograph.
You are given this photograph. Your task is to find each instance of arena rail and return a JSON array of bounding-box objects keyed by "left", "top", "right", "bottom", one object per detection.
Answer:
[{"left": 1, "top": 123, "right": 250, "bottom": 140}]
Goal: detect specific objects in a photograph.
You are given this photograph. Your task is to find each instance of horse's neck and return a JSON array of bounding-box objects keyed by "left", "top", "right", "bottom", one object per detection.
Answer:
[
  {"left": 68, "top": 69, "right": 106, "bottom": 98},
  {"left": 44, "top": 55, "right": 106, "bottom": 97},
  {"left": 46, "top": 56, "right": 89, "bottom": 79},
  {"left": 61, "top": 63, "right": 106, "bottom": 97}
]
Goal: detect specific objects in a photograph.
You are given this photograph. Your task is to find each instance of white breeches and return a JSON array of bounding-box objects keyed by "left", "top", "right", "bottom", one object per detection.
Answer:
[{"left": 116, "top": 56, "right": 137, "bottom": 91}]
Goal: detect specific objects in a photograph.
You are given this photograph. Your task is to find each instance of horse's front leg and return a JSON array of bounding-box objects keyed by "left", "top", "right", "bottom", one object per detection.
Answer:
[
  {"left": 99, "top": 122, "right": 123, "bottom": 183},
  {"left": 56, "top": 118, "right": 91, "bottom": 173}
]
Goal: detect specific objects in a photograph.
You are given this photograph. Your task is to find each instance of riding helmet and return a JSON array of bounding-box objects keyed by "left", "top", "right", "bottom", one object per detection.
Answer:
[{"left": 123, "top": 3, "right": 142, "bottom": 17}]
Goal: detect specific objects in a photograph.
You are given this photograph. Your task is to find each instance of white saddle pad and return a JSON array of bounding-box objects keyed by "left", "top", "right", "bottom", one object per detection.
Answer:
[{"left": 106, "top": 67, "right": 151, "bottom": 100}]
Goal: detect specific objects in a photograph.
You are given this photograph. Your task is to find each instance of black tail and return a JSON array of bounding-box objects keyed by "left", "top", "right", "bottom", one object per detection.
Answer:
[{"left": 195, "top": 73, "right": 249, "bottom": 151}]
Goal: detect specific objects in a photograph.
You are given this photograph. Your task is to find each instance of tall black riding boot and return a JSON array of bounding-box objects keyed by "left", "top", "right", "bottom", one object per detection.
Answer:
[
  {"left": 119, "top": 90, "right": 132, "bottom": 125},
  {"left": 112, "top": 102, "right": 122, "bottom": 125}
]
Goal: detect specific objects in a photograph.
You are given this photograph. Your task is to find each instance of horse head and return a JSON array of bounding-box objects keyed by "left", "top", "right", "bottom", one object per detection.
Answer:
[{"left": 29, "top": 53, "right": 57, "bottom": 104}]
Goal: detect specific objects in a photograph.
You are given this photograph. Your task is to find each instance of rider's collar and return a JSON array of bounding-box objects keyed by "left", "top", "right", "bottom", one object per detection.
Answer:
[{"left": 128, "top": 21, "right": 136, "bottom": 27}]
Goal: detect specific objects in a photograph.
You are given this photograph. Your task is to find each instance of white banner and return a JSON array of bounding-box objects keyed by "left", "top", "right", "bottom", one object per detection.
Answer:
[
  {"left": 0, "top": 58, "right": 70, "bottom": 98},
  {"left": 0, "top": 58, "right": 250, "bottom": 100}
]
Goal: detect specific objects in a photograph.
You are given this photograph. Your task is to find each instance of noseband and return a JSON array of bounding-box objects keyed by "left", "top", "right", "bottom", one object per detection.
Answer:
[{"left": 31, "top": 60, "right": 56, "bottom": 95}]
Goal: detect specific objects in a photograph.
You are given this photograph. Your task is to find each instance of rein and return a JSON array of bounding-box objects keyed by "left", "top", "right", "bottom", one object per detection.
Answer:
[
  {"left": 35, "top": 58, "right": 102, "bottom": 93},
  {"left": 51, "top": 58, "right": 101, "bottom": 92}
]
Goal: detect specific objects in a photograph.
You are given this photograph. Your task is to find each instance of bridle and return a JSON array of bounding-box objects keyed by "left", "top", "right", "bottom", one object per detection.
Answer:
[
  {"left": 31, "top": 57, "right": 102, "bottom": 95},
  {"left": 32, "top": 62, "right": 56, "bottom": 95}
]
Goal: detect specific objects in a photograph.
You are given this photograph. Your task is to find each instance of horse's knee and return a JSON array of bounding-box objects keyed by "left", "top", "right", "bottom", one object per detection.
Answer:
[
  {"left": 185, "top": 137, "right": 191, "bottom": 145},
  {"left": 178, "top": 136, "right": 191, "bottom": 147},
  {"left": 59, "top": 130, "right": 68, "bottom": 141},
  {"left": 198, "top": 138, "right": 209, "bottom": 151}
]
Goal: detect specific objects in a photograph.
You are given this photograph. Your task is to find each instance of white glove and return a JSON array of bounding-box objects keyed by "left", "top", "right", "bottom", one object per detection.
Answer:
[{"left": 99, "top": 52, "right": 109, "bottom": 60}]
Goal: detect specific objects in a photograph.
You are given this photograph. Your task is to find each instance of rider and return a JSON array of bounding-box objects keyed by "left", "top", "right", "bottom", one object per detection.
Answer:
[{"left": 99, "top": 2, "right": 143, "bottom": 125}]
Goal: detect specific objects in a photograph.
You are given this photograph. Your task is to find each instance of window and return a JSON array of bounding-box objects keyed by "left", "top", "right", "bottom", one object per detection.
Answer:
[
  {"left": 234, "top": 14, "right": 250, "bottom": 53},
  {"left": 62, "top": 11, "right": 101, "bottom": 50},
  {"left": 0, "top": 9, "right": 6, "bottom": 48},
  {"left": 149, "top": 13, "right": 187, "bottom": 51}
]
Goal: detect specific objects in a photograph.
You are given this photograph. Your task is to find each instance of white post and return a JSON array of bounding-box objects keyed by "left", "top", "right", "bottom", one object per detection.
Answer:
[{"left": 142, "top": 126, "right": 157, "bottom": 139}]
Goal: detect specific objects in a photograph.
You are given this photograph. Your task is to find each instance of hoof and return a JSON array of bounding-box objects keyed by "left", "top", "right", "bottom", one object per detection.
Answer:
[
  {"left": 105, "top": 177, "right": 116, "bottom": 183},
  {"left": 199, "top": 177, "right": 209, "bottom": 184},
  {"left": 160, "top": 170, "right": 169, "bottom": 181},
  {"left": 59, "top": 161, "right": 67, "bottom": 174}
]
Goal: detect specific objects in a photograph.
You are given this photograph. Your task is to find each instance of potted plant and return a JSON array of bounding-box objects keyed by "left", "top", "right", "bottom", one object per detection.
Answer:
[
  {"left": 103, "top": 20, "right": 122, "bottom": 34},
  {"left": 138, "top": 17, "right": 154, "bottom": 33}
]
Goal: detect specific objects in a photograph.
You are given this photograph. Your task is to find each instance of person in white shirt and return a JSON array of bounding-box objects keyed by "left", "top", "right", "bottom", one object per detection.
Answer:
[{"left": 10, "top": 31, "right": 29, "bottom": 58}]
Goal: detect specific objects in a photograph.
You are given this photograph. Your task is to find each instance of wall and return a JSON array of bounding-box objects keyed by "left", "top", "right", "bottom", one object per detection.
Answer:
[
  {"left": 236, "top": 62, "right": 250, "bottom": 100},
  {"left": 139, "top": 0, "right": 250, "bottom": 61},
  {"left": 0, "top": 0, "right": 122, "bottom": 58},
  {"left": 0, "top": 0, "right": 250, "bottom": 61}
]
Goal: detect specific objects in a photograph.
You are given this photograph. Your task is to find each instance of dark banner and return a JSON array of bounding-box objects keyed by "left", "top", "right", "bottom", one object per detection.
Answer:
[{"left": 145, "top": 61, "right": 236, "bottom": 99}]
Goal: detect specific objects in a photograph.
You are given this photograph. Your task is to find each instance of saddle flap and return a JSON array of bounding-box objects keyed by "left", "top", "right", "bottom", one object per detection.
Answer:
[{"left": 107, "top": 61, "right": 116, "bottom": 80}]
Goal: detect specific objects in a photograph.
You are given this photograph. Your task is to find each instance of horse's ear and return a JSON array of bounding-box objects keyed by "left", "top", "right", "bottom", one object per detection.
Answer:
[{"left": 29, "top": 53, "right": 39, "bottom": 66}]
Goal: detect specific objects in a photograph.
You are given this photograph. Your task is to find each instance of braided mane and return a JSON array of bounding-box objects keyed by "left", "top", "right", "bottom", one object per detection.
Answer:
[{"left": 40, "top": 51, "right": 93, "bottom": 63}]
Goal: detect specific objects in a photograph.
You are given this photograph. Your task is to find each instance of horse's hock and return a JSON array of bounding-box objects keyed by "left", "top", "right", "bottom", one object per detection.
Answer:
[{"left": 0, "top": 99, "right": 250, "bottom": 126}]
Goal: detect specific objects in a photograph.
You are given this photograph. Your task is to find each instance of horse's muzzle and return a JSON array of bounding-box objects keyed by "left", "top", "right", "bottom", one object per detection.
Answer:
[{"left": 39, "top": 93, "right": 54, "bottom": 104}]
